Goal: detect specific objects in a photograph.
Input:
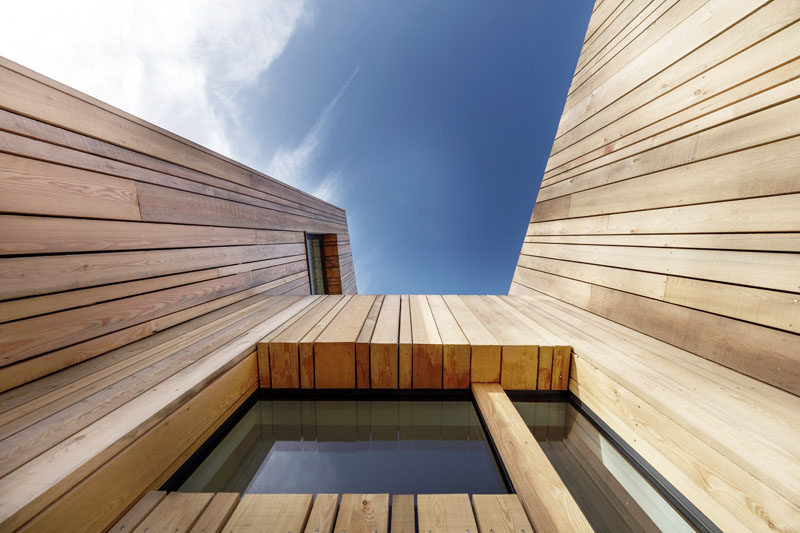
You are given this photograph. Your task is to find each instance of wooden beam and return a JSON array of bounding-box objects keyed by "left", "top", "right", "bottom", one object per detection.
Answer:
[{"left": 472, "top": 383, "right": 591, "bottom": 532}]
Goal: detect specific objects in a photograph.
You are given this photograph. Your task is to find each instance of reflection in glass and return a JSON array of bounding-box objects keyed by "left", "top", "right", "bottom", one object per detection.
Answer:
[
  {"left": 515, "top": 401, "right": 693, "bottom": 533},
  {"left": 179, "top": 400, "right": 506, "bottom": 495}
]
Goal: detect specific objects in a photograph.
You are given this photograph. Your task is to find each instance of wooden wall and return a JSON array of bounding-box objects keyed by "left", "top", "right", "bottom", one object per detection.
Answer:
[
  {"left": 0, "top": 56, "right": 356, "bottom": 393},
  {"left": 511, "top": 0, "right": 800, "bottom": 396}
]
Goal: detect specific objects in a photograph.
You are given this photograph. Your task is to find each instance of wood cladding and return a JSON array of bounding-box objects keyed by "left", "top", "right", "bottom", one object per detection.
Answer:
[
  {"left": 511, "top": 1, "right": 800, "bottom": 530},
  {"left": 257, "top": 295, "right": 572, "bottom": 391},
  {"left": 0, "top": 55, "right": 356, "bottom": 392},
  {"left": 512, "top": 0, "right": 800, "bottom": 394}
]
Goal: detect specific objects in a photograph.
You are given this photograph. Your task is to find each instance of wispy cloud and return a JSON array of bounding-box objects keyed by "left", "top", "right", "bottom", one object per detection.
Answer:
[
  {"left": 266, "top": 65, "right": 360, "bottom": 196},
  {"left": 1, "top": 0, "right": 310, "bottom": 160}
]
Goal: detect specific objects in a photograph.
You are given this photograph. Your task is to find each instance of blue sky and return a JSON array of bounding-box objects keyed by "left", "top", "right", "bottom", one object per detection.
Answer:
[{"left": 3, "top": 1, "right": 593, "bottom": 294}]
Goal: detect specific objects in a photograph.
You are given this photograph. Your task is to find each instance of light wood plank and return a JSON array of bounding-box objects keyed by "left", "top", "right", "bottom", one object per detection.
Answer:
[
  {"left": 332, "top": 494, "right": 389, "bottom": 533},
  {"left": 417, "top": 494, "right": 478, "bottom": 533},
  {"left": 107, "top": 491, "right": 166, "bottom": 533},
  {"left": 133, "top": 492, "right": 213, "bottom": 533},
  {"left": 461, "top": 296, "right": 538, "bottom": 388},
  {"left": 427, "top": 295, "right": 470, "bottom": 389},
  {"left": 356, "top": 295, "right": 384, "bottom": 388},
  {"left": 471, "top": 494, "right": 533, "bottom": 533},
  {"left": 370, "top": 295, "right": 400, "bottom": 388},
  {"left": 473, "top": 384, "right": 591, "bottom": 532},
  {"left": 189, "top": 493, "right": 240, "bottom": 533},
  {"left": 410, "top": 295, "right": 443, "bottom": 389},
  {"left": 223, "top": 494, "right": 312, "bottom": 532},
  {"left": 314, "top": 295, "right": 376, "bottom": 388},
  {"left": 390, "top": 495, "right": 415, "bottom": 533},
  {"left": 303, "top": 494, "right": 339, "bottom": 533},
  {"left": 298, "top": 296, "right": 351, "bottom": 389},
  {"left": 399, "top": 295, "right": 413, "bottom": 388},
  {"left": 442, "top": 295, "right": 501, "bottom": 384}
]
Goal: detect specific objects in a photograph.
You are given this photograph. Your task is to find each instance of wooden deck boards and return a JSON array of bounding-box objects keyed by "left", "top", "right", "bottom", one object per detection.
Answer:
[
  {"left": 123, "top": 492, "right": 531, "bottom": 533},
  {"left": 256, "top": 295, "right": 573, "bottom": 390}
]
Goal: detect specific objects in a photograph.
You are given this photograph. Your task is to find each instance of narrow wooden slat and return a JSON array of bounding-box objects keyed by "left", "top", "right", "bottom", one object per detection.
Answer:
[
  {"left": 332, "top": 494, "right": 389, "bottom": 533},
  {"left": 303, "top": 494, "right": 339, "bottom": 533},
  {"left": 107, "top": 491, "right": 166, "bottom": 533},
  {"left": 314, "top": 295, "right": 376, "bottom": 388},
  {"left": 410, "top": 295, "right": 443, "bottom": 389},
  {"left": 524, "top": 232, "right": 800, "bottom": 253},
  {"left": 189, "top": 493, "right": 241, "bottom": 533},
  {"left": 473, "top": 384, "right": 592, "bottom": 532},
  {"left": 427, "top": 295, "right": 470, "bottom": 389},
  {"left": 370, "top": 295, "right": 400, "bottom": 389},
  {"left": 222, "top": 494, "right": 312, "bottom": 532},
  {"left": 442, "top": 295, "right": 501, "bottom": 384},
  {"left": 0, "top": 214, "right": 302, "bottom": 256},
  {"left": 390, "top": 495, "right": 416, "bottom": 533},
  {"left": 356, "top": 295, "right": 384, "bottom": 388},
  {"left": 399, "top": 295, "right": 413, "bottom": 389},
  {"left": 471, "top": 494, "right": 533, "bottom": 533},
  {"left": 417, "top": 494, "right": 478, "bottom": 533},
  {"left": 132, "top": 492, "right": 213, "bottom": 533}
]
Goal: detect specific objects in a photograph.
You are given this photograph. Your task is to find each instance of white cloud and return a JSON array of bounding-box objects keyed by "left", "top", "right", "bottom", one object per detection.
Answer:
[
  {"left": 266, "top": 65, "right": 359, "bottom": 192},
  {"left": 1, "top": 0, "right": 310, "bottom": 160}
]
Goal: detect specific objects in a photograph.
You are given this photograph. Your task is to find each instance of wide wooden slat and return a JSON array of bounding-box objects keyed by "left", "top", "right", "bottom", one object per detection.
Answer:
[
  {"left": 333, "top": 494, "right": 389, "bottom": 533},
  {"left": 189, "top": 493, "right": 240, "bottom": 533},
  {"left": 132, "top": 492, "right": 213, "bottom": 533},
  {"left": 222, "top": 494, "right": 312, "bottom": 532},
  {"left": 473, "top": 384, "right": 592, "bottom": 532},
  {"left": 471, "top": 494, "right": 533, "bottom": 533},
  {"left": 370, "top": 295, "right": 400, "bottom": 389},
  {"left": 303, "top": 494, "right": 339, "bottom": 533},
  {"left": 410, "top": 295, "right": 443, "bottom": 389},
  {"left": 442, "top": 295, "right": 501, "bottom": 384},
  {"left": 0, "top": 214, "right": 302, "bottom": 255},
  {"left": 461, "top": 296, "right": 537, "bottom": 388},
  {"left": 298, "top": 296, "right": 352, "bottom": 388},
  {"left": 390, "top": 495, "right": 416, "bottom": 533},
  {"left": 107, "top": 491, "right": 166, "bottom": 533},
  {"left": 314, "top": 295, "right": 376, "bottom": 388},
  {"left": 427, "top": 295, "right": 470, "bottom": 389},
  {"left": 417, "top": 494, "right": 478, "bottom": 533}
]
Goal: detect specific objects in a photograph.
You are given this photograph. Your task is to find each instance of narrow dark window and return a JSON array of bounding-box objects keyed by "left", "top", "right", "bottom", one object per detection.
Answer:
[{"left": 305, "top": 233, "right": 327, "bottom": 294}]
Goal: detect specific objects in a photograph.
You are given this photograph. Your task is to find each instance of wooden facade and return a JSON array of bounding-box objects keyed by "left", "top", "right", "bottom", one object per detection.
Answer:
[
  {"left": 511, "top": 0, "right": 800, "bottom": 530},
  {"left": 2, "top": 1, "right": 799, "bottom": 531}
]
